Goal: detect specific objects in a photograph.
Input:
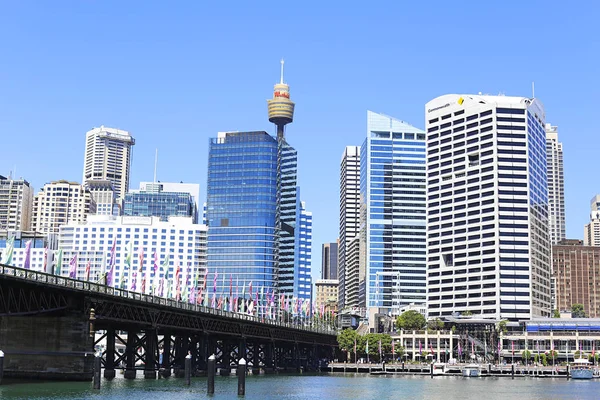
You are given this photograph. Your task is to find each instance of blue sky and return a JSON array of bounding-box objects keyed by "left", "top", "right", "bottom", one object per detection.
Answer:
[{"left": 1, "top": 2, "right": 598, "bottom": 284}]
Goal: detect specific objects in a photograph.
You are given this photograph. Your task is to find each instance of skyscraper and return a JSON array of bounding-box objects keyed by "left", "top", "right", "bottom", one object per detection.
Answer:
[
  {"left": 82, "top": 126, "right": 135, "bottom": 200},
  {"left": 85, "top": 179, "right": 119, "bottom": 216},
  {"left": 296, "top": 201, "right": 312, "bottom": 301},
  {"left": 360, "top": 111, "right": 427, "bottom": 320},
  {"left": 584, "top": 195, "right": 600, "bottom": 246},
  {"left": 206, "top": 131, "right": 278, "bottom": 296},
  {"left": 0, "top": 175, "right": 33, "bottom": 231},
  {"left": 338, "top": 146, "right": 360, "bottom": 310},
  {"left": 124, "top": 182, "right": 199, "bottom": 223},
  {"left": 321, "top": 242, "right": 339, "bottom": 280},
  {"left": 425, "top": 94, "right": 551, "bottom": 320},
  {"left": 32, "top": 181, "right": 96, "bottom": 234},
  {"left": 546, "top": 124, "right": 565, "bottom": 245}
]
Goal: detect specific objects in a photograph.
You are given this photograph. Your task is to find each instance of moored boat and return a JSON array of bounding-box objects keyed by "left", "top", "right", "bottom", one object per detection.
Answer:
[
  {"left": 570, "top": 358, "right": 593, "bottom": 380},
  {"left": 432, "top": 362, "right": 447, "bottom": 375},
  {"left": 462, "top": 364, "right": 481, "bottom": 377}
]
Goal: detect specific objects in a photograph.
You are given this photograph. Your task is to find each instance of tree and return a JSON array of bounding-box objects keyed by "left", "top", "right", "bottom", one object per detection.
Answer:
[
  {"left": 547, "top": 350, "right": 558, "bottom": 365},
  {"left": 552, "top": 309, "right": 561, "bottom": 318},
  {"left": 540, "top": 353, "right": 548, "bottom": 366},
  {"left": 574, "top": 350, "right": 586, "bottom": 359},
  {"left": 571, "top": 304, "right": 588, "bottom": 318},
  {"left": 522, "top": 350, "right": 532, "bottom": 365},
  {"left": 427, "top": 318, "right": 445, "bottom": 331},
  {"left": 362, "top": 333, "right": 392, "bottom": 362},
  {"left": 337, "top": 329, "right": 358, "bottom": 358},
  {"left": 497, "top": 320, "right": 508, "bottom": 334},
  {"left": 396, "top": 310, "right": 426, "bottom": 331}
]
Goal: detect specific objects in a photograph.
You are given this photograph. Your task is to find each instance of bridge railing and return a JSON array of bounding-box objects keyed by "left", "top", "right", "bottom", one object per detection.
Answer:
[{"left": 0, "top": 264, "right": 336, "bottom": 336}]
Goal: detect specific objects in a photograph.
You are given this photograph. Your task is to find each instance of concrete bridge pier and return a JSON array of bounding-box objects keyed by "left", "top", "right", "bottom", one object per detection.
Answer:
[
  {"left": 104, "top": 327, "right": 116, "bottom": 380},
  {"left": 123, "top": 330, "right": 137, "bottom": 379}
]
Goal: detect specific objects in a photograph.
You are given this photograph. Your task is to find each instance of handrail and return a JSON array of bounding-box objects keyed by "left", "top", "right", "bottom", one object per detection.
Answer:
[{"left": 0, "top": 264, "right": 336, "bottom": 336}]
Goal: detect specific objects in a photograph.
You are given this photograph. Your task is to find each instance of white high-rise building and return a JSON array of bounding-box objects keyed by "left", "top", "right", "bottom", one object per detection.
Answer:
[
  {"left": 338, "top": 145, "right": 360, "bottom": 310},
  {"left": 425, "top": 94, "right": 551, "bottom": 321},
  {"left": 82, "top": 126, "right": 135, "bottom": 200},
  {"left": 58, "top": 215, "right": 207, "bottom": 291},
  {"left": 85, "top": 179, "right": 119, "bottom": 216},
  {"left": 32, "top": 181, "right": 96, "bottom": 234},
  {"left": 0, "top": 175, "right": 33, "bottom": 231},
  {"left": 584, "top": 195, "right": 600, "bottom": 246},
  {"left": 546, "top": 124, "right": 565, "bottom": 245}
]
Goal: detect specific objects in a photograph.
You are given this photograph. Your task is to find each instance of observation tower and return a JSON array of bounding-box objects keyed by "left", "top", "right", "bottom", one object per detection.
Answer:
[{"left": 267, "top": 59, "right": 295, "bottom": 140}]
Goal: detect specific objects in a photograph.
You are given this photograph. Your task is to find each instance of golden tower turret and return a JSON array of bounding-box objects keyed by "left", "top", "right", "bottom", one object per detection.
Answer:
[{"left": 267, "top": 59, "right": 295, "bottom": 140}]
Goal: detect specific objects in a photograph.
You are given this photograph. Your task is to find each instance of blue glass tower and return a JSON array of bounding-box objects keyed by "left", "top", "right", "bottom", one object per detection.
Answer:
[
  {"left": 206, "top": 131, "right": 278, "bottom": 296},
  {"left": 360, "top": 111, "right": 427, "bottom": 314},
  {"left": 295, "top": 200, "right": 312, "bottom": 301}
]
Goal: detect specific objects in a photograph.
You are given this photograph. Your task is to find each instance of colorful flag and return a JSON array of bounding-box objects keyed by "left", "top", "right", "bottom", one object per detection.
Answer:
[
  {"left": 106, "top": 241, "right": 116, "bottom": 287},
  {"left": 85, "top": 259, "right": 91, "bottom": 281},
  {"left": 355, "top": 337, "right": 358, "bottom": 358},
  {"left": 54, "top": 249, "right": 63, "bottom": 276},
  {"left": 43, "top": 247, "right": 48, "bottom": 272},
  {"left": 430, "top": 342, "right": 435, "bottom": 356},
  {"left": 213, "top": 270, "right": 218, "bottom": 293},
  {"left": 229, "top": 274, "right": 233, "bottom": 298},
  {"left": 22, "top": 240, "right": 32, "bottom": 270},
  {"left": 497, "top": 340, "right": 501, "bottom": 356},
  {"left": 175, "top": 263, "right": 181, "bottom": 300},
  {"left": 68, "top": 253, "right": 78, "bottom": 279},
  {"left": 458, "top": 342, "right": 462, "bottom": 358},
  {"left": 392, "top": 340, "right": 395, "bottom": 357},
  {"left": 1, "top": 236, "right": 15, "bottom": 265}
]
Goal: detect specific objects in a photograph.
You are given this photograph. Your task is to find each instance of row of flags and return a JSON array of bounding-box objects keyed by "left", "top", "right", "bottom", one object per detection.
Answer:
[{"left": 2, "top": 238, "right": 328, "bottom": 320}]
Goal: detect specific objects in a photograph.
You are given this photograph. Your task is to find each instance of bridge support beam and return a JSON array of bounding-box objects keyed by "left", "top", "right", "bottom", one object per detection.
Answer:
[
  {"left": 220, "top": 341, "right": 231, "bottom": 376},
  {"left": 160, "top": 333, "right": 172, "bottom": 378},
  {"left": 263, "top": 342, "right": 274, "bottom": 374},
  {"left": 124, "top": 330, "right": 137, "bottom": 379},
  {"left": 252, "top": 341, "right": 261, "bottom": 375},
  {"left": 144, "top": 330, "right": 157, "bottom": 379},
  {"left": 104, "top": 327, "right": 116, "bottom": 380}
]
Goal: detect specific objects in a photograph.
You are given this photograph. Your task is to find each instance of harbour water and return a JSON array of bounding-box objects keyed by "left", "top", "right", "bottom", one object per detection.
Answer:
[{"left": 1, "top": 373, "right": 599, "bottom": 400}]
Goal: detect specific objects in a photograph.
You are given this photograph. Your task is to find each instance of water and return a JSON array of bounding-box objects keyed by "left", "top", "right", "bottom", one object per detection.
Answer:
[{"left": 0, "top": 373, "right": 598, "bottom": 400}]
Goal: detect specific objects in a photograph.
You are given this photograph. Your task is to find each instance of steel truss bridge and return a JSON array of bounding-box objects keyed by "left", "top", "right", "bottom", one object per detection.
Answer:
[{"left": 0, "top": 264, "right": 337, "bottom": 380}]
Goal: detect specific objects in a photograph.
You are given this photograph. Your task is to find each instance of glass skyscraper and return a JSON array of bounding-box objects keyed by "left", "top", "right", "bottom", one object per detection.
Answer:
[
  {"left": 360, "top": 111, "right": 427, "bottom": 315},
  {"left": 206, "top": 131, "right": 278, "bottom": 296},
  {"left": 123, "top": 190, "right": 197, "bottom": 222},
  {"left": 295, "top": 200, "right": 312, "bottom": 301}
]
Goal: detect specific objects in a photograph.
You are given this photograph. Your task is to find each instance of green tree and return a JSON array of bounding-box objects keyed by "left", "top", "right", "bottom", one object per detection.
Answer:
[
  {"left": 574, "top": 350, "right": 586, "bottom": 359},
  {"left": 522, "top": 350, "right": 532, "bottom": 365},
  {"left": 571, "top": 304, "right": 587, "bottom": 318},
  {"left": 547, "top": 350, "right": 558, "bottom": 365},
  {"left": 497, "top": 320, "right": 508, "bottom": 334},
  {"left": 362, "top": 333, "right": 392, "bottom": 362},
  {"left": 534, "top": 354, "right": 539, "bottom": 364},
  {"left": 461, "top": 310, "right": 473, "bottom": 316},
  {"left": 337, "top": 329, "right": 358, "bottom": 360},
  {"left": 552, "top": 309, "right": 561, "bottom": 318},
  {"left": 540, "top": 353, "right": 548, "bottom": 366},
  {"left": 396, "top": 310, "right": 426, "bottom": 331},
  {"left": 427, "top": 318, "right": 445, "bottom": 331}
]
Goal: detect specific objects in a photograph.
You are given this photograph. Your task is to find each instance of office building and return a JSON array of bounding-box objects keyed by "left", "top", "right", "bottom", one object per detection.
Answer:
[
  {"left": 0, "top": 175, "right": 33, "bottom": 231},
  {"left": 321, "top": 241, "right": 338, "bottom": 280},
  {"left": 584, "top": 195, "right": 600, "bottom": 246},
  {"left": 32, "top": 181, "right": 96, "bottom": 235},
  {"left": 0, "top": 230, "right": 58, "bottom": 271},
  {"left": 124, "top": 182, "right": 198, "bottom": 223},
  {"left": 296, "top": 201, "right": 312, "bottom": 301},
  {"left": 315, "top": 279, "right": 339, "bottom": 314},
  {"left": 206, "top": 131, "right": 278, "bottom": 297},
  {"left": 82, "top": 126, "right": 135, "bottom": 200},
  {"left": 425, "top": 94, "right": 551, "bottom": 320},
  {"left": 85, "top": 179, "right": 119, "bottom": 216},
  {"left": 546, "top": 124, "right": 565, "bottom": 245},
  {"left": 338, "top": 145, "right": 361, "bottom": 310},
  {"left": 553, "top": 239, "right": 600, "bottom": 317},
  {"left": 58, "top": 215, "right": 207, "bottom": 291},
  {"left": 360, "top": 111, "right": 427, "bottom": 321}
]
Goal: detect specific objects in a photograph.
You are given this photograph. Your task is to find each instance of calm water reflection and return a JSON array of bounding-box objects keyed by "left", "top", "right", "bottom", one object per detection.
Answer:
[{"left": 0, "top": 373, "right": 598, "bottom": 400}]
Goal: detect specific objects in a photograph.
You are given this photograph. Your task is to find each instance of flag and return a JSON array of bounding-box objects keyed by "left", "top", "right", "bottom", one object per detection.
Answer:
[
  {"left": 1, "top": 236, "right": 15, "bottom": 265},
  {"left": 471, "top": 339, "right": 474, "bottom": 356},
  {"left": 22, "top": 240, "right": 32, "bottom": 270},
  {"left": 175, "top": 263, "right": 181, "bottom": 300},
  {"left": 366, "top": 339, "right": 369, "bottom": 354},
  {"left": 419, "top": 340, "right": 422, "bottom": 354},
  {"left": 68, "top": 253, "right": 78, "bottom": 279},
  {"left": 249, "top": 281, "right": 253, "bottom": 298},
  {"left": 43, "top": 247, "right": 48, "bottom": 272},
  {"left": 213, "top": 270, "right": 218, "bottom": 293},
  {"left": 354, "top": 337, "right": 357, "bottom": 358},
  {"left": 85, "top": 259, "right": 91, "bottom": 281},
  {"left": 430, "top": 343, "right": 435, "bottom": 356},
  {"left": 458, "top": 342, "right": 462, "bottom": 358},
  {"left": 229, "top": 274, "right": 233, "bottom": 298},
  {"left": 106, "top": 241, "right": 116, "bottom": 287},
  {"left": 392, "top": 340, "right": 395, "bottom": 357},
  {"left": 123, "top": 241, "right": 133, "bottom": 289},
  {"left": 497, "top": 340, "right": 501, "bottom": 356},
  {"left": 55, "top": 249, "right": 63, "bottom": 276},
  {"left": 379, "top": 339, "right": 382, "bottom": 359}
]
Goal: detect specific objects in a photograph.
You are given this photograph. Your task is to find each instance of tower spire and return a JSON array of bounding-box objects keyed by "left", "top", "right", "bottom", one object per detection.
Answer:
[
  {"left": 280, "top": 58, "right": 284, "bottom": 84},
  {"left": 268, "top": 59, "right": 295, "bottom": 140}
]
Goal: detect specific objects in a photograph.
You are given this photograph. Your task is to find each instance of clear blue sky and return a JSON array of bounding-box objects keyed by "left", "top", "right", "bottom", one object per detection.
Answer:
[{"left": 1, "top": 2, "right": 598, "bottom": 285}]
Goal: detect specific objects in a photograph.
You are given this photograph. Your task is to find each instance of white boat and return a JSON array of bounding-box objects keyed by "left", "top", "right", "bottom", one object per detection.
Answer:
[
  {"left": 462, "top": 364, "right": 481, "bottom": 377},
  {"left": 570, "top": 358, "right": 593, "bottom": 380},
  {"left": 432, "top": 362, "right": 447, "bottom": 375}
]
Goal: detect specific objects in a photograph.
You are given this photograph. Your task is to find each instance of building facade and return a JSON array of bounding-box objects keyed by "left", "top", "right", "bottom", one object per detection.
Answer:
[
  {"left": 0, "top": 175, "right": 33, "bottom": 231},
  {"left": 553, "top": 239, "right": 600, "bottom": 317},
  {"left": 584, "top": 195, "right": 600, "bottom": 246},
  {"left": 123, "top": 182, "right": 198, "bottom": 223},
  {"left": 546, "top": 124, "right": 565, "bottom": 245},
  {"left": 82, "top": 126, "right": 135, "bottom": 200},
  {"left": 32, "top": 181, "right": 96, "bottom": 235},
  {"left": 0, "top": 230, "right": 57, "bottom": 271},
  {"left": 425, "top": 94, "right": 552, "bottom": 321},
  {"left": 85, "top": 179, "right": 119, "bottom": 216},
  {"left": 295, "top": 201, "right": 312, "bottom": 301},
  {"left": 315, "top": 279, "right": 339, "bottom": 314},
  {"left": 360, "top": 111, "right": 427, "bottom": 318},
  {"left": 58, "top": 215, "right": 207, "bottom": 292},
  {"left": 206, "top": 131, "right": 278, "bottom": 297},
  {"left": 321, "top": 241, "right": 339, "bottom": 280},
  {"left": 338, "top": 145, "right": 361, "bottom": 310}
]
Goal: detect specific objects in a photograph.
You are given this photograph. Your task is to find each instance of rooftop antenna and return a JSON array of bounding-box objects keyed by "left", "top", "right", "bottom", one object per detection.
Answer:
[
  {"left": 153, "top": 149, "right": 158, "bottom": 183},
  {"left": 532, "top": 82, "right": 535, "bottom": 98},
  {"left": 280, "top": 58, "right": 284, "bottom": 84}
]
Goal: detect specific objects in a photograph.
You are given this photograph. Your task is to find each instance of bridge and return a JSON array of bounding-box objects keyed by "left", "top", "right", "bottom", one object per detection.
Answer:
[{"left": 0, "top": 264, "right": 337, "bottom": 381}]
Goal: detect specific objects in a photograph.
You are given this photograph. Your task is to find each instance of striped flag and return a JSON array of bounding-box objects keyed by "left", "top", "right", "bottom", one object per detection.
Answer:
[
  {"left": 68, "top": 253, "right": 78, "bottom": 279},
  {"left": 106, "top": 241, "right": 116, "bottom": 287},
  {"left": 85, "top": 259, "right": 91, "bottom": 281},
  {"left": 23, "top": 240, "right": 32, "bottom": 270}
]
